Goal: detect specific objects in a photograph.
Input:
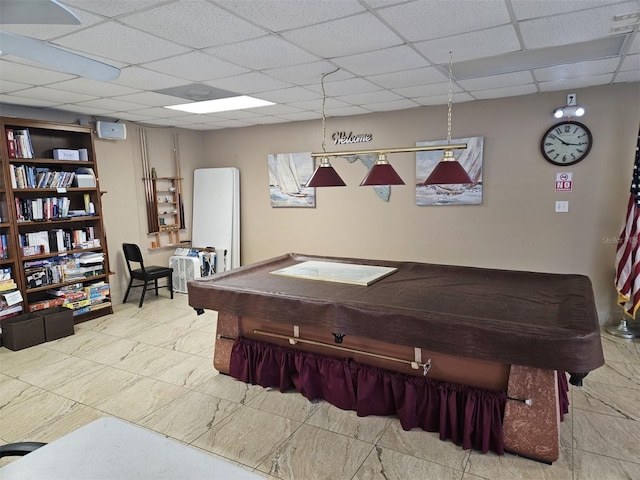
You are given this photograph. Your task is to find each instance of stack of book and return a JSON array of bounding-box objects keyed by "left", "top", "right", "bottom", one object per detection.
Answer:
[
  {"left": 0, "top": 267, "right": 23, "bottom": 320},
  {"left": 5, "top": 128, "right": 34, "bottom": 159}
]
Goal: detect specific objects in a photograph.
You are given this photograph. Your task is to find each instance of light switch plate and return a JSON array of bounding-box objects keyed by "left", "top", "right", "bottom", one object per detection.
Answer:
[{"left": 555, "top": 201, "right": 569, "bottom": 212}]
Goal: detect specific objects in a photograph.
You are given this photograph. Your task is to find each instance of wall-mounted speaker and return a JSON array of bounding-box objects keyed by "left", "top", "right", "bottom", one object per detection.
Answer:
[{"left": 96, "top": 121, "right": 126, "bottom": 140}]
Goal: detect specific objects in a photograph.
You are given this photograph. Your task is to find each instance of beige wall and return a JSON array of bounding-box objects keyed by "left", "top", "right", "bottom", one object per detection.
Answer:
[{"left": 3, "top": 82, "right": 638, "bottom": 321}]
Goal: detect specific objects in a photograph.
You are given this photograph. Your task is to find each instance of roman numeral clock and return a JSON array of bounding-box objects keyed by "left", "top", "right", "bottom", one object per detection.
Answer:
[{"left": 541, "top": 120, "right": 593, "bottom": 166}]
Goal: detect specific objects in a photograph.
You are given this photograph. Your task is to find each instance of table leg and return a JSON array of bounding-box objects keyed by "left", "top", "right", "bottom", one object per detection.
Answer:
[
  {"left": 214, "top": 313, "right": 239, "bottom": 373},
  {"left": 503, "top": 365, "right": 560, "bottom": 463}
]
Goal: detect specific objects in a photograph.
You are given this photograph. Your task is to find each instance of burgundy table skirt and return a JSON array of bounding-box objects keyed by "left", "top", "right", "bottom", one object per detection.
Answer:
[{"left": 230, "top": 337, "right": 570, "bottom": 456}]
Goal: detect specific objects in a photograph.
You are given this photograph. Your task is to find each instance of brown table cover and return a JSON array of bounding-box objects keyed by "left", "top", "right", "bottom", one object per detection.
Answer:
[{"left": 188, "top": 253, "right": 604, "bottom": 376}]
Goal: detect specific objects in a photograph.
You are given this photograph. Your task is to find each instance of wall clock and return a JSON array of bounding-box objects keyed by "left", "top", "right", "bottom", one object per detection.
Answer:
[{"left": 540, "top": 120, "right": 592, "bottom": 166}]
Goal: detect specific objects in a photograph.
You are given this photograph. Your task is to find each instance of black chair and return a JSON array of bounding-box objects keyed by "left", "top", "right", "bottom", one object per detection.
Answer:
[
  {"left": 122, "top": 243, "right": 173, "bottom": 308},
  {"left": 0, "top": 442, "right": 47, "bottom": 458}
]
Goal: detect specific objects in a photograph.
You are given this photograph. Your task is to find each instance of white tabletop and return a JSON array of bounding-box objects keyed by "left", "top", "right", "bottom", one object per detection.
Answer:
[{"left": 0, "top": 417, "right": 264, "bottom": 479}]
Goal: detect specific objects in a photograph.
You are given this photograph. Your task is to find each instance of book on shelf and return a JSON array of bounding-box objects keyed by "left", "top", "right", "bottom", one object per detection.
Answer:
[
  {"left": 0, "top": 304, "right": 23, "bottom": 320},
  {"left": 0, "top": 267, "right": 13, "bottom": 281},
  {"left": 5, "top": 129, "right": 16, "bottom": 158},
  {"left": 12, "top": 129, "right": 34, "bottom": 159},
  {"left": 0, "top": 234, "right": 7, "bottom": 260},
  {"left": 0, "top": 279, "right": 18, "bottom": 291}
]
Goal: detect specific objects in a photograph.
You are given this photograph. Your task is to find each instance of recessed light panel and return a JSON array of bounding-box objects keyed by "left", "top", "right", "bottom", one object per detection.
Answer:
[{"left": 165, "top": 95, "right": 275, "bottom": 114}]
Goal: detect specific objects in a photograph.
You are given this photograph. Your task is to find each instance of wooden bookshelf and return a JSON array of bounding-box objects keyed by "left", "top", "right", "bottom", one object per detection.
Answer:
[{"left": 1, "top": 117, "right": 113, "bottom": 323}]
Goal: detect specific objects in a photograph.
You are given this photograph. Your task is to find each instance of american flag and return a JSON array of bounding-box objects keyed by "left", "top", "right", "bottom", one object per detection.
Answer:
[{"left": 615, "top": 130, "right": 640, "bottom": 317}]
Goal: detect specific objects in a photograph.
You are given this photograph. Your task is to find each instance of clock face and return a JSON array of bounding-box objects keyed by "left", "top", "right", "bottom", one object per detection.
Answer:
[{"left": 540, "top": 121, "right": 592, "bottom": 166}]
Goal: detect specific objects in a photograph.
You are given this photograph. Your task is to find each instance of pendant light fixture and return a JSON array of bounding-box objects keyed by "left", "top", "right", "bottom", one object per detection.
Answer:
[
  {"left": 423, "top": 52, "right": 472, "bottom": 186},
  {"left": 308, "top": 52, "right": 469, "bottom": 187},
  {"left": 306, "top": 68, "right": 345, "bottom": 187}
]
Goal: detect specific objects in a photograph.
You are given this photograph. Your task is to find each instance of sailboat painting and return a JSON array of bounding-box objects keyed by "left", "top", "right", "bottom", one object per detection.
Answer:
[
  {"left": 415, "top": 136, "right": 484, "bottom": 206},
  {"left": 268, "top": 152, "right": 316, "bottom": 208}
]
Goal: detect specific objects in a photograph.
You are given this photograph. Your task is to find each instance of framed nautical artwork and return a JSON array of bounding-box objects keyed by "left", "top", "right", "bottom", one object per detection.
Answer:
[
  {"left": 415, "top": 136, "right": 484, "bottom": 206},
  {"left": 268, "top": 152, "right": 316, "bottom": 208}
]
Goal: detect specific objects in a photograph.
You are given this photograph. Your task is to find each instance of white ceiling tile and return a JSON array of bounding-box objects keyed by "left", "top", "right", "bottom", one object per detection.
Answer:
[
  {"left": 242, "top": 116, "right": 287, "bottom": 125},
  {"left": 113, "top": 91, "right": 188, "bottom": 107},
  {"left": 519, "top": 1, "right": 640, "bottom": 49},
  {"left": 458, "top": 71, "right": 535, "bottom": 90},
  {"left": 377, "top": 0, "right": 511, "bottom": 42},
  {"left": 0, "top": 0, "right": 634, "bottom": 130},
  {"left": 0, "top": 59, "right": 75, "bottom": 84},
  {"left": 54, "top": 23, "right": 190, "bottom": 64},
  {"left": 108, "top": 111, "right": 157, "bottom": 122},
  {"left": 305, "top": 78, "right": 382, "bottom": 96},
  {"left": 137, "top": 117, "right": 192, "bottom": 127},
  {"left": 253, "top": 86, "right": 320, "bottom": 103},
  {"left": 413, "top": 92, "right": 475, "bottom": 106},
  {"left": 332, "top": 45, "right": 428, "bottom": 76},
  {"left": 244, "top": 104, "right": 303, "bottom": 115},
  {"left": 62, "top": 0, "right": 167, "bottom": 17},
  {"left": 614, "top": 70, "right": 640, "bottom": 83},
  {"left": 73, "top": 98, "right": 152, "bottom": 112},
  {"left": 276, "top": 111, "right": 322, "bottom": 122},
  {"left": 9, "top": 86, "right": 95, "bottom": 103},
  {"left": 263, "top": 61, "right": 351, "bottom": 85},
  {"left": 281, "top": 13, "right": 403, "bottom": 58},
  {"left": 112, "top": 66, "right": 186, "bottom": 90},
  {"left": 628, "top": 33, "right": 640, "bottom": 55},
  {"left": 0, "top": 94, "right": 60, "bottom": 107},
  {"left": 181, "top": 123, "right": 226, "bottom": 130},
  {"left": 538, "top": 73, "right": 615, "bottom": 91},
  {"left": 620, "top": 53, "right": 640, "bottom": 71},
  {"left": 120, "top": 0, "right": 265, "bottom": 49},
  {"left": 392, "top": 82, "right": 463, "bottom": 98},
  {"left": 220, "top": 0, "right": 366, "bottom": 32},
  {"left": 142, "top": 52, "right": 249, "bottom": 82},
  {"left": 55, "top": 104, "right": 114, "bottom": 115},
  {"left": 368, "top": 67, "right": 449, "bottom": 89},
  {"left": 337, "top": 90, "right": 405, "bottom": 105},
  {"left": 0, "top": 80, "right": 31, "bottom": 94},
  {"left": 511, "top": 0, "right": 624, "bottom": 20},
  {"left": 127, "top": 106, "right": 194, "bottom": 118},
  {"left": 205, "top": 36, "right": 319, "bottom": 70},
  {"left": 363, "top": 98, "right": 421, "bottom": 112},
  {"left": 471, "top": 84, "right": 538, "bottom": 100},
  {"left": 204, "top": 72, "right": 293, "bottom": 95},
  {"left": 0, "top": 9, "right": 104, "bottom": 40},
  {"left": 208, "top": 119, "right": 253, "bottom": 128},
  {"left": 47, "top": 78, "right": 140, "bottom": 97},
  {"left": 325, "top": 105, "right": 372, "bottom": 116},
  {"left": 534, "top": 58, "right": 621, "bottom": 81},
  {"left": 286, "top": 97, "right": 351, "bottom": 111},
  {"left": 414, "top": 25, "right": 521, "bottom": 64}
]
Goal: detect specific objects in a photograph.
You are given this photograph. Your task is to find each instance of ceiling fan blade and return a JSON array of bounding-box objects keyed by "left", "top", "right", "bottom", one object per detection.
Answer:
[
  {"left": 0, "top": 31, "right": 120, "bottom": 82},
  {"left": 0, "top": 0, "right": 81, "bottom": 25}
]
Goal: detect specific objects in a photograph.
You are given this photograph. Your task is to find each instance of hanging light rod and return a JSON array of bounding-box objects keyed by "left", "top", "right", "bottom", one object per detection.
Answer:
[{"left": 310, "top": 143, "right": 467, "bottom": 158}]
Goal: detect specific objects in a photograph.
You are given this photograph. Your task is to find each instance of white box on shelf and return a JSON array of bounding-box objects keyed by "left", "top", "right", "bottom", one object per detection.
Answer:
[
  {"left": 74, "top": 174, "right": 96, "bottom": 188},
  {"left": 53, "top": 149, "right": 80, "bottom": 160}
]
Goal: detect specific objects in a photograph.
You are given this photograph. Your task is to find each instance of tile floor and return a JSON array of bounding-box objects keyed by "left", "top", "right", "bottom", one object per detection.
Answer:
[{"left": 0, "top": 294, "right": 639, "bottom": 479}]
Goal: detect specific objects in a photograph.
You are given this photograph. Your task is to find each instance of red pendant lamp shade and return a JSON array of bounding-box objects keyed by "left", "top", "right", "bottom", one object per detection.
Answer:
[
  {"left": 360, "top": 154, "right": 405, "bottom": 186},
  {"left": 423, "top": 149, "right": 472, "bottom": 185},
  {"left": 306, "top": 158, "right": 346, "bottom": 187}
]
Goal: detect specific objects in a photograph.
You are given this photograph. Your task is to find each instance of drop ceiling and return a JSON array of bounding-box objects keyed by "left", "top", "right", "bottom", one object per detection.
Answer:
[{"left": 0, "top": 0, "right": 638, "bottom": 131}]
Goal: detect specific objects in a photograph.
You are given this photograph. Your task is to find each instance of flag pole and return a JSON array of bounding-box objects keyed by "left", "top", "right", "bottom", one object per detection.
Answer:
[
  {"left": 606, "top": 318, "right": 640, "bottom": 339},
  {"left": 608, "top": 125, "right": 640, "bottom": 339}
]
